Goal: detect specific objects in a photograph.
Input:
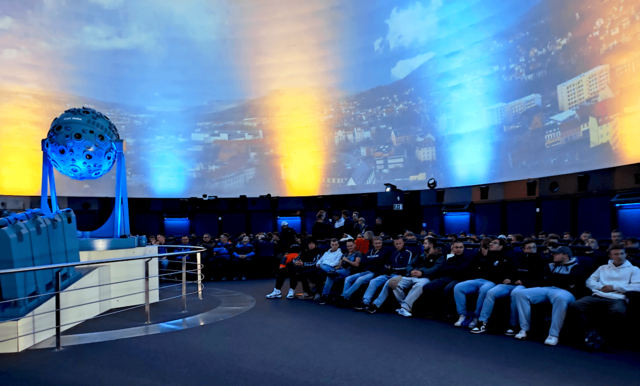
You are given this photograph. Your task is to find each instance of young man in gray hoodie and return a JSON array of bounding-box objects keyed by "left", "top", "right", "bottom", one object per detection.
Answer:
[{"left": 568, "top": 244, "right": 640, "bottom": 350}]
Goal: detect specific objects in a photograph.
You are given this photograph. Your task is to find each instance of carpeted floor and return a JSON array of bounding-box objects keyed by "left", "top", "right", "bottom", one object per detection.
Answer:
[{"left": 0, "top": 278, "right": 638, "bottom": 386}]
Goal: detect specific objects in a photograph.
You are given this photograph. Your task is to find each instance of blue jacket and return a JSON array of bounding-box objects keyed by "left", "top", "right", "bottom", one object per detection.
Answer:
[
  {"left": 233, "top": 243, "right": 256, "bottom": 259},
  {"left": 213, "top": 242, "right": 233, "bottom": 259}
]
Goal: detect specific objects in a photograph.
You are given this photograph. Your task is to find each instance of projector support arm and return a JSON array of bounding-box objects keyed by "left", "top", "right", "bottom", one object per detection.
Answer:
[
  {"left": 40, "top": 139, "right": 60, "bottom": 216},
  {"left": 90, "top": 139, "right": 130, "bottom": 238}
]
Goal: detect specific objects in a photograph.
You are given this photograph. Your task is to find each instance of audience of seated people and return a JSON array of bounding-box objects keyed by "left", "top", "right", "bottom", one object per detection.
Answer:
[{"left": 148, "top": 210, "right": 640, "bottom": 351}]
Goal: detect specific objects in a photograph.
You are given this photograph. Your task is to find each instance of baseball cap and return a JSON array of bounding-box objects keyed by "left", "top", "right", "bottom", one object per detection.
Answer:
[
  {"left": 281, "top": 221, "right": 288, "bottom": 226},
  {"left": 550, "top": 246, "right": 572, "bottom": 257}
]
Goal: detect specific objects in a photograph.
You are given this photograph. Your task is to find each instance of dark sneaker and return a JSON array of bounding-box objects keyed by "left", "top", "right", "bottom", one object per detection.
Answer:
[
  {"left": 471, "top": 321, "right": 487, "bottom": 334},
  {"left": 505, "top": 327, "right": 517, "bottom": 336},
  {"left": 317, "top": 296, "right": 328, "bottom": 305},
  {"left": 353, "top": 302, "right": 368, "bottom": 311},
  {"left": 366, "top": 304, "right": 378, "bottom": 314}
]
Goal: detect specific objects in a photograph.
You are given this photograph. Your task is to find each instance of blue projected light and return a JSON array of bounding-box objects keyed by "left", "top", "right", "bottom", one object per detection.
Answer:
[
  {"left": 278, "top": 217, "right": 301, "bottom": 233},
  {"left": 444, "top": 212, "right": 471, "bottom": 235},
  {"left": 44, "top": 107, "right": 119, "bottom": 180},
  {"left": 164, "top": 217, "right": 191, "bottom": 236},
  {"left": 615, "top": 203, "right": 640, "bottom": 208}
]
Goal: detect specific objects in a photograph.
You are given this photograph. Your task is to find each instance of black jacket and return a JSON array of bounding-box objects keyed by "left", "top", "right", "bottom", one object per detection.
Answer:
[
  {"left": 295, "top": 248, "right": 323, "bottom": 267},
  {"left": 382, "top": 248, "right": 414, "bottom": 275},
  {"left": 435, "top": 252, "right": 476, "bottom": 281},
  {"left": 541, "top": 257, "right": 584, "bottom": 296},
  {"left": 281, "top": 227, "right": 296, "bottom": 246},
  {"left": 311, "top": 222, "right": 332, "bottom": 241},
  {"left": 511, "top": 252, "right": 545, "bottom": 288},
  {"left": 407, "top": 252, "right": 444, "bottom": 279},
  {"left": 342, "top": 218, "right": 357, "bottom": 238},
  {"left": 359, "top": 247, "right": 391, "bottom": 275},
  {"left": 468, "top": 251, "right": 515, "bottom": 284},
  {"left": 198, "top": 241, "right": 215, "bottom": 260}
]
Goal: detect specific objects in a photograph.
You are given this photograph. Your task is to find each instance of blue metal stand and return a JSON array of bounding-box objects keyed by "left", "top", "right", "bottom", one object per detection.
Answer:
[{"left": 40, "top": 139, "right": 130, "bottom": 238}]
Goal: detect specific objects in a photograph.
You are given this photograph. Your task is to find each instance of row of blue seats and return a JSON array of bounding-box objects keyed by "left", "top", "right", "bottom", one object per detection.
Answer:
[{"left": 0, "top": 209, "right": 81, "bottom": 320}]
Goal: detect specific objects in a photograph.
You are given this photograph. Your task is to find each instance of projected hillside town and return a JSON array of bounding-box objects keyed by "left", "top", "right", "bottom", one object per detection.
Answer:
[{"left": 1, "top": 0, "right": 639, "bottom": 198}]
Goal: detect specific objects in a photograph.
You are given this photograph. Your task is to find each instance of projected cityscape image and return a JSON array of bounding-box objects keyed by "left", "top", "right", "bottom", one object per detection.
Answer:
[{"left": 1, "top": 0, "right": 639, "bottom": 198}]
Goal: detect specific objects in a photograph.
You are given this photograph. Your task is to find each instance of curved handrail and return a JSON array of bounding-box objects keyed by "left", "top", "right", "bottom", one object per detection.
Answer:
[{"left": 0, "top": 245, "right": 206, "bottom": 275}]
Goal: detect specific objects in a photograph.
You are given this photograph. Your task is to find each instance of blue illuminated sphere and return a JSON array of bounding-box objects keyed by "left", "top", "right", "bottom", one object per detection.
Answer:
[{"left": 44, "top": 107, "right": 120, "bottom": 180}]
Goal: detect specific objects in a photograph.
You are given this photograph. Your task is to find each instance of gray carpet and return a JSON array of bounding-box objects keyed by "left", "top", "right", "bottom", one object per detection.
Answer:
[{"left": 0, "top": 279, "right": 638, "bottom": 386}]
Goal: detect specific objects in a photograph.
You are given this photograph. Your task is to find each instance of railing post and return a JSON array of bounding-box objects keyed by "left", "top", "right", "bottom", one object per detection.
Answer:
[
  {"left": 55, "top": 271, "right": 62, "bottom": 351},
  {"left": 181, "top": 254, "right": 187, "bottom": 313},
  {"left": 196, "top": 252, "right": 202, "bottom": 300},
  {"left": 144, "top": 259, "right": 151, "bottom": 324}
]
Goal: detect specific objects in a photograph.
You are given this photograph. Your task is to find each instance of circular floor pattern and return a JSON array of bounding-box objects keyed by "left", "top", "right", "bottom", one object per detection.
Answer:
[{"left": 31, "top": 288, "right": 255, "bottom": 349}]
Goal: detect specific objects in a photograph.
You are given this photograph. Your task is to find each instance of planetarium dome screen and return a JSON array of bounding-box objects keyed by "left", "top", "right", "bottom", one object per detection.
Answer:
[{"left": 1, "top": 0, "right": 639, "bottom": 198}]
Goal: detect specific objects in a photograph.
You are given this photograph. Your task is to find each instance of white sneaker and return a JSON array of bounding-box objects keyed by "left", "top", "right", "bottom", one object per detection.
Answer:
[
  {"left": 514, "top": 330, "right": 528, "bottom": 340},
  {"left": 266, "top": 289, "right": 281, "bottom": 299},
  {"left": 544, "top": 335, "right": 559, "bottom": 346},
  {"left": 468, "top": 317, "right": 479, "bottom": 329},
  {"left": 397, "top": 308, "right": 412, "bottom": 317},
  {"left": 454, "top": 315, "right": 466, "bottom": 327},
  {"left": 505, "top": 329, "right": 517, "bottom": 336},
  {"left": 286, "top": 289, "right": 295, "bottom": 299}
]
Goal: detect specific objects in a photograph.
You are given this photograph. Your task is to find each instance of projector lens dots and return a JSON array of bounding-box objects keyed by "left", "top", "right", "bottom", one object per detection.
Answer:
[{"left": 44, "top": 107, "right": 120, "bottom": 180}]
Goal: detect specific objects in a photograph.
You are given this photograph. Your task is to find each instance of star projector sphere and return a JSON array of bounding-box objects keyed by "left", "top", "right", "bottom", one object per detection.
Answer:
[{"left": 44, "top": 107, "right": 120, "bottom": 180}]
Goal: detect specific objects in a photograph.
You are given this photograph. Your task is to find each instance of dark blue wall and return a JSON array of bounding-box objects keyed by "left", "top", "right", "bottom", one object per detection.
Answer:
[
  {"left": 250, "top": 212, "right": 273, "bottom": 234},
  {"left": 541, "top": 199, "right": 571, "bottom": 235},
  {"left": 423, "top": 206, "right": 442, "bottom": 234},
  {"left": 475, "top": 203, "right": 502, "bottom": 236},
  {"left": 506, "top": 201, "right": 536, "bottom": 236},
  {"left": 192, "top": 213, "right": 218, "bottom": 236},
  {"left": 222, "top": 212, "right": 246, "bottom": 236},
  {"left": 577, "top": 195, "right": 612, "bottom": 238}
]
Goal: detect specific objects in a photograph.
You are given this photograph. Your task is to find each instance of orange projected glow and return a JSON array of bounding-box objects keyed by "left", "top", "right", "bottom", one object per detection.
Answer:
[
  {"left": 266, "top": 89, "right": 331, "bottom": 196},
  {"left": 233, "top": 1, "right": 344, "bottom": 196},
  {"left": 0, "top": 86, "right": 52, "bottom": 195}
]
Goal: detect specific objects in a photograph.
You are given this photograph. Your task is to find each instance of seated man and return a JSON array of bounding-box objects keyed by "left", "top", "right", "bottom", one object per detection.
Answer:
[
  {"left": 471, "top": 238, "right": 543, "bottom": 335},
  {"left": 318, "top": 239, "right": 362, "bottom": 304},
  {"left": 304, "top": 239, "right": 343, "bottom": 300},
  {"left": 568, "top": 244, "right": 640, "bottom": 350},
  {"left": 513, "top": 246, "right": 583, "bottom": 346},
  {"left": 393, "top": 237, "right": 444, "bottom": 317},
  {"left": 340, "top": 237, "right": 390, "bottom": 304},
  {"left": 291, "top": 239, "right": 324, "bottom": 299},
  {"left": 210, "top": 233, "right": 233, "bottom": 281},
  {"left": 266, "top": 241, "right": 302, "bottom": 299},
  {"left": 611, "top": 229, "right": 624, "bottom": 246},
  {"left": 454, "top": 238, "right": 512, "bottom": 328},
  {"left": 232, "top": 236, "right": 255, "bottom": 281},
  {"left": 353, "top": 236, "right": 413, "bottom": 314},
  {"left": 420, "top": 240, "right": 476, "bottom": 319}
]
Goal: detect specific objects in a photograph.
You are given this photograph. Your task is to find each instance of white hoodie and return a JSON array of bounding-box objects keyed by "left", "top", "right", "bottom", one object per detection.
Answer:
[
  {"left": 586, "top": 260, "right": 640, "bottom": 301},
  {"left": 316, "top": 248, "right": 343, "bottom": 268}
]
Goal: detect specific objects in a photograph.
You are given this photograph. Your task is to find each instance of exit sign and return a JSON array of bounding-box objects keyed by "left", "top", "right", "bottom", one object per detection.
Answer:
[{"left": 393, "top": 204, "right": 403, "bottom": 210}]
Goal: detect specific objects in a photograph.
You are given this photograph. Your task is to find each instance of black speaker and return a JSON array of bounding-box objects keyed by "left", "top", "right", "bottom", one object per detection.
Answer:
[
  {"left": 526, "top": 180, "right": 537, "bottom": 196},
  {"left": 634, "top": 173, "right": 640, "bottom": 184},
  {"left": 436, "top": 189, "right": 445, "bottom": 203},
  {"left": 479, "top": 186, "right": 489, "bottom": 200},
  {"left": 577, "top": 174, "right": 590, "bottom": 192}
]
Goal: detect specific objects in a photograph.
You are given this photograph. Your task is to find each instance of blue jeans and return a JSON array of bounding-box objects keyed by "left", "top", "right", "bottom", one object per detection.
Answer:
[
  {"left": 515, "top": 287, "right": 576, "bottom": 337},
  {"left": 362, "top": 274, "right": 393, "bottom": 305},
  {"left": 478, "top": 284, "right": 525, "bottom": 326},
  {"left": 342, "top": 271, "right": 375, "bottom": 300},
  {"left": 453, "top": 279, "right": 496, "bottom": 317},
  {"left": 322, "top": 267, "right": 350, "bottom": 296}
]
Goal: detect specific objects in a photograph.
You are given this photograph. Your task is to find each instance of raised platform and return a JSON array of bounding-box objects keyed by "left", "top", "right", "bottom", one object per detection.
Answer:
[{"left": 0, "top": 245, "right": 159, "bottom": 353}]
